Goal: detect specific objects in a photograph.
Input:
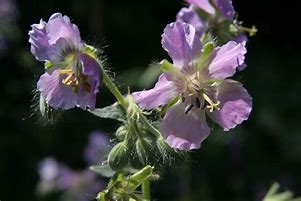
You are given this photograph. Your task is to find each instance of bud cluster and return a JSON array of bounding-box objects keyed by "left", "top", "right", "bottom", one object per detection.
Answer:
[{"left": 107, "top": 96, "right": 181, "bottom": 171}]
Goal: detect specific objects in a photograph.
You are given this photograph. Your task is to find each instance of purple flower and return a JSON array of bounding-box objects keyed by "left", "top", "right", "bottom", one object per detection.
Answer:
[
  {"left": 66, "top": 170, "right": 102, "bottom": 201},
  {"left": 29, "top": 13, "right": 101, "bottom": 110},
  {"left": 84, "top": 131, "right": 110, "bottom": 165},
  {"left": 176, "top": 6, "right": 206, "bottom": 36},
  {"left": 185, "top": 0, "right": 234, "bottom": 19},
  {"left": 177, "top": 0, "right": 250, "bottom": 44},
  {"left": 0, "top": 0, "right": 17, "bottom": 21},
  {"left": 38, "top": 157, "right": 76, "bottom": 192},
  {"left": 133, "top": 22, "right": 252, "bottom": 150},
  {"left": 38, "top": 158, "right": 103, "bottom": 201}
]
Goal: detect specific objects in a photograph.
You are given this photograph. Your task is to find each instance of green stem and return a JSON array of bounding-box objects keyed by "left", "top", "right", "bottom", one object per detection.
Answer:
[
  {"left": 139, "top": 112, "right": 161, "bottom": 138},
  {"left": 142, "top": 178, "right": 151, "bottom": 201},
  {"left": 101, "top": 67, "right": 128, "bottom": 108}
]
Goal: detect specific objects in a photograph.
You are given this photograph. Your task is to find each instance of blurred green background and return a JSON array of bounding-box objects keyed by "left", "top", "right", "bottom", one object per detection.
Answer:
[{"left": 0, "top": 0, "right": 300, "bottom": 200}]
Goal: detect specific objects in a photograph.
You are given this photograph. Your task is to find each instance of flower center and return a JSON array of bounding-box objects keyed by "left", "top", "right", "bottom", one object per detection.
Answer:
[
  {"left": 60, "top": 69, "right": 91, "bottom": 93},
  {"left": 58, "top": 52, "right": 92, "bottom": 93},
  {"left": 182, "top": 72, "right": 220, "bottom": 113}
]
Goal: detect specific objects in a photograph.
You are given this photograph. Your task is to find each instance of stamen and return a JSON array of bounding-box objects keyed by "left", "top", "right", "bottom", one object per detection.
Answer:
[
  {"left": 62, "top": 73, "right": 80, "bottom": 93},
  {"left": 238, "top": 25, "right": 257, "bottom": 37},
  {"left": 59, "top": 69, "right": 73, "bottom": 74},
  {"left": 202, "top": 93, "right": 220, "bottom": 112},
  {"left": 185, "top": 104, "right": 194, "bottom": 114}
]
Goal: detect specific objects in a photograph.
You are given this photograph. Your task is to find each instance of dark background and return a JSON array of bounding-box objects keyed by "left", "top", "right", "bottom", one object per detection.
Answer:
[{"left": 0, "top": 0, "right": 300, "bottom": 200}]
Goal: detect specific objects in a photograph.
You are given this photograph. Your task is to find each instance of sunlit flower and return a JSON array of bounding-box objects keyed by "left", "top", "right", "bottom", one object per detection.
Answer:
[
  {"left": 133, "top": 22, "right": 252, "bottom": 150},
  {"left": 29, "top": 13, "right": 101, "bottom": 110}
]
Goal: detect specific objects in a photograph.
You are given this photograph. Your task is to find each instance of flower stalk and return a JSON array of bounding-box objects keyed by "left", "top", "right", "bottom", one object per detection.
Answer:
[
  {"left": 142, "top": 178, "right": 151, "bottom": 201},
  {"left": 100, "top": 64, "right": 128, "bottom": 108}
]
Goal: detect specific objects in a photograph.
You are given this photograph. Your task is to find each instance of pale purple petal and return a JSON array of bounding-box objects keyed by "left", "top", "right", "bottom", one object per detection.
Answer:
[
  {"left": 208, "top": 80, "right": 252, "bottom": 131},
  {"left": 176, "top": 6, "right": 205, "bottom": 36},
  {"left": 84, "top": 132, "right": 110, "bottom": 165},
  {"left": 234, "top": 33, "right": 248, "bottom": 45},
  {"left": 185, "top": 0, "right": 215, "bottom": 15},
  {"left": 160, "top": 102, "right": 210, "bottom": 150},
  {"left": 133, "top": 74, "right": 179, "bottom": 110},
  {"left": 68, "top": 170, "right": 103, "bottom": 201},
  {"left": 28, "top": 20, "right": 53, "bottom": 61},
  {"left": 38, "top": 157, "right": 75, "bottom": 191},
  {"left": 38, "top": 158, "right": 59, "bottom": 181},
  {"left": 37, "top": 70, "right": 77, "bottom": 109},
  {"left": 162, "top": 22, "right": 202, "bottom": 70},
  {"left": 208, "top": 41, "right": 246, "bottom": 79},
  {"left": 80, "top": 54, "right": 101, "bottom": 94},
  {"left": 46, "top": 13, "right": 82, "bottom": 46},
  {"left": 214, "top": 0, "right": 235, "bottom": 19},
  {"left": 75, "top": 54, "right": 101, "bottom": 109}
]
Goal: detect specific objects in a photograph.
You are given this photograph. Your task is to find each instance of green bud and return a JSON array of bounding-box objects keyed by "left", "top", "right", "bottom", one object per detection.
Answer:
[
  {"left": 129, "top": 149, "right": 144, "bottom": 170},
  {"left": 108, "top": 142, "right": 130, "bottom": 171},
  {"left": 136, "top": 139, "right": 153, "bottom": 165},
  {"left": 160, "top": 59, "right": 174, "bottom": 72},
  {"left": 115, "top": 125, "right": 128, "bottom": 141}
]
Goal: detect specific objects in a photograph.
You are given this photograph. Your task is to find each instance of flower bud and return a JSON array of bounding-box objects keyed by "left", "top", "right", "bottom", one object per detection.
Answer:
[
  {"left": 108, "top": 142, "right": 130, "bottom": 171},
  {"left": 136, "top": 139, "right": 153, "bottom": 165},
  {"left": 115, "top": 125, "right": 128, "bottom": 141},
  {"left": 35, "top": 93, "right": 61, "bottom": 125}
]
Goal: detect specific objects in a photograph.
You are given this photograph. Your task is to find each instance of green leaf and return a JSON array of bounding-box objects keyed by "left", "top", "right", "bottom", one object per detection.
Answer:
[
  {"left": 90, "top": 164, "right": 115, "bottom": 178},
  {"left": 89, "top": 103, "right": 125, "bottom": 121}
]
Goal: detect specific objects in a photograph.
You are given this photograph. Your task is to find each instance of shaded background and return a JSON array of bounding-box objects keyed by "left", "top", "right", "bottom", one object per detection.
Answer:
[{"left": 0, "top": 0, "right": 300, "bottom": 200}]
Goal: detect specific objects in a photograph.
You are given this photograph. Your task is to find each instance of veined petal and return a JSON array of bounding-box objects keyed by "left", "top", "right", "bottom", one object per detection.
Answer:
[
  {"left": 133, "top": 74, "right": 179, "bottom": 110},
  {"left": 28, "top": 19, "right": 53, "bottom": 61},
  {"left": 37, "top": 70, "right": 77, "bottom": 109},
  {"left": 176, "top": 6, "right": 205, "bottom": 36},
  {"left": 80, "top": 53, "right": 101, "bottom": 94},
  {"left": 162, "top": 21, "right": 202, "bottom": 70},
  {"left": 214, "top": 0, "right": 235, "bottom": 19},
  {"left": 208, "top": 41, "right": 246, "bottom": 79},
  {"left": 75, "top": 54, "right": 101, "bottom": 109},
  {"left": 46, "top": 13, "right": 82, "bottom": 46},
  {"left": 185, "top": 0, "right": 215, "bottom": 15},
  {"left": 208, "top": 80, "right": 252, "bottom": 131},
  {"left": 160, "top": 102, "right": 210, "bottom": 150}
]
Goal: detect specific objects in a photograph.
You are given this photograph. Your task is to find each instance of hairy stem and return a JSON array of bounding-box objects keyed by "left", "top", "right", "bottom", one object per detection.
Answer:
[
  {"left": 139, "top": 112, "right": 161, "bottom": 138},
  {"left": 101, "top": 67, "right": 128, "bottom": 108},
  {"left": 142, "top": 178, "right": 151, "bottom": 201}
]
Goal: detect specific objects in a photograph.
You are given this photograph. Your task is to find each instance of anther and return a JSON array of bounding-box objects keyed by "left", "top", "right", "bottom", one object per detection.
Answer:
[
  {"left": 181, "top": 96, "right": 186, "bottom": 103},
  {"left": 185, "top": 104, "right": 194, "bottom": 114}
]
